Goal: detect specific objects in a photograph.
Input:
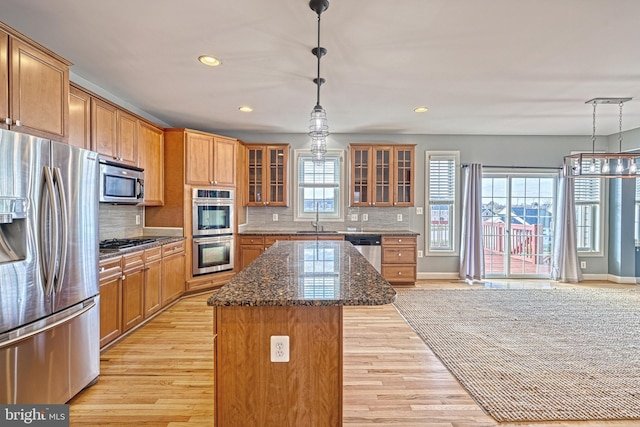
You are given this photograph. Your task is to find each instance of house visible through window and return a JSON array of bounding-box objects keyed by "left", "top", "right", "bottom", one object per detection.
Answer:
[
  {"left": 426, "top": 152, "right": 458, "bottom": 253},
  {"left": 574, "top": 161, "right": 602, "bottom": 253},
  {"left": 295, "top": 150, "right": 343, "bottom": 221}
]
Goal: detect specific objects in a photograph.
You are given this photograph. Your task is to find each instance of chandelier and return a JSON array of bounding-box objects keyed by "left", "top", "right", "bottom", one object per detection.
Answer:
[
  {"left": 564, "top": 97, "right": 637, "bottom": 178},
  {"left": 308, "top": 0, "right": 330, "bottom": 163}
]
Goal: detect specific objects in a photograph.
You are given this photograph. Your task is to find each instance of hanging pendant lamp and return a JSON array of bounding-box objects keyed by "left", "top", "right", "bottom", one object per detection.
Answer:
[{"left": 308, "top": 0, "right": 330, "bottom": 163}]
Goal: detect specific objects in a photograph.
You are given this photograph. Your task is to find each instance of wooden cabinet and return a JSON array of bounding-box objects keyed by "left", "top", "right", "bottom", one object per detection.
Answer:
[
  {"left": 116, "top": 110, "right": 138, "bottom": 166},
  {"left": 99, "top": 257, "right": 123, "bottom": 347},
  {"left": 143, "top": 247, "right": 163, "bottom": 318},
  {"left": 238, "top": 235, "right": 291, "bottom": 270},
  {"left": 138, "top": 121, "right": 164, "bottom": 205},
  {"left": 68, "top": 85, "right": 91, "bottom": 149},
  {"left": 0, "top": 25, "right": 70, "bottom": 140},
  {"left": 161, "top": 240, "right": 186, "bottom": 306},
  {"left": 245, "top": 144, "right": 289, "bottom": 206},
  {"left": 91, "top": 98, "right": 139, "bottom": 166},
  {"left": 122, "top": 251, "right": 145, "bottom": 332},
  {"left": 381, "top": 236, "right": 417, "bottom": 285},
  {"left": 185, "top": 130, "right": 237, "bottom": 186},
  {"left": 350, "top": 144, "right": 415, "bottom": 207}
]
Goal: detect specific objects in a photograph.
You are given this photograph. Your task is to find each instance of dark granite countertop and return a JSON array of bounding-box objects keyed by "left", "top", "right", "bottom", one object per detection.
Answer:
[
  {"left": 207, "top": 240, "right": 397, "bottom": 307},
  {"left": 99, "top": 236, "right": 185, "bottom": 260},
  {"left": 238, "top": 229, "right": 419, "bottom": 236}
]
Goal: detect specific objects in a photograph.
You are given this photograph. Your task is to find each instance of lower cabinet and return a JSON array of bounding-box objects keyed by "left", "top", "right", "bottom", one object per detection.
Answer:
[
  {"left": 99, "top": 257, "right": 123, "bottom": 348},
  {"left": 161, "top": 241, "right": 186, "bottom": 307},
  {"left": 144, "top": 247, "right": 163, "bottom": 318},
  {"left": 122, "top": 251, "right": 145, "bottom": 332},
  {"left": 238, "top": 235, "right": 292, "bottom": 270},
  {"left": 381, "top": 236, "right": 417, "bottom": 285}
]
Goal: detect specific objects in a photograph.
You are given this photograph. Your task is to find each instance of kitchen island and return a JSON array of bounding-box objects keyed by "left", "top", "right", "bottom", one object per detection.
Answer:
[{"left": 207, "top": 240, "right": 396, "bottom": 427}]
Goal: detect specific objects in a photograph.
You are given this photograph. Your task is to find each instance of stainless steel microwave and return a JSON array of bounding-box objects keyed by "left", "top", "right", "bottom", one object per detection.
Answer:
[{"left": 99, "top": 161, "right": 144, "bottom": 204}]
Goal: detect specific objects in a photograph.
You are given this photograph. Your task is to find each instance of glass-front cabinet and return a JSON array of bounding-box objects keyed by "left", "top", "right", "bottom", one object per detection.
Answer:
[
  {"left": 246, "top": 144, "right": 289, "bottom": 206},
  {"left": 349, "top": 144, "right": 414, "bottom": 207}
]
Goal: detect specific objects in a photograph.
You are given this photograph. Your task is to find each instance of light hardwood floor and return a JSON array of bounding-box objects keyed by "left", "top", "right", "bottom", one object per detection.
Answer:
[{"left": 69, "top": 280, "right": 640, "bottom": 426}]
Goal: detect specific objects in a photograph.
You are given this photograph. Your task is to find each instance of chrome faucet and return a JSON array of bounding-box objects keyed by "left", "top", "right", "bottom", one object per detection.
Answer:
[{"left": 312, "top": 202, "right": 323, "bottom": 232}]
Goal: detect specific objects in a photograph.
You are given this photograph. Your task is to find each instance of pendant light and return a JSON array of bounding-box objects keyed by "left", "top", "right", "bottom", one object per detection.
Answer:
[
  {"left": 564, "top": 97, "right": 638, "bottom": 178},
  {"left": 308, "top": 0, "right": 330, "bottom": 163}
]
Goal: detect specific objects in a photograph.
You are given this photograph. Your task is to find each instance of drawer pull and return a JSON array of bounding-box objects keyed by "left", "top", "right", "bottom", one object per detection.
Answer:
[
  {"left": 398, "top": 239, "right": 402, "bottom": 243},
  {"left": 398, "top": 272, "right": 402, "bottom": 276},
  {"left": 398, "top": 253, "right": 402, "bottom": 257}
]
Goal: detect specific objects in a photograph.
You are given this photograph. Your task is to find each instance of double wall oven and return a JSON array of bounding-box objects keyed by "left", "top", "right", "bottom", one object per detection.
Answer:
[{"left": 192, "top": 188, "right": 234, "bottom": 275}]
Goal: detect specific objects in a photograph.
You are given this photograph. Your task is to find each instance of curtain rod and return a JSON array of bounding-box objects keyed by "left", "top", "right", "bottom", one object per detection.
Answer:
[{"left": 461, "top": 164, "right": 562, "bottom": 170}]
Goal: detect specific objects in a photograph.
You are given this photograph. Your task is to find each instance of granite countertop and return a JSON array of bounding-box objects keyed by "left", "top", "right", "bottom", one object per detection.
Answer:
[
  {"left": 99, "top": 236, "right": 185, "bottom": 260},
  {"left": 208, "top": 240, "right": 397, "bottom": 307},
  {"left": 238, "top": 229, "right": 419, "bottom": 236}
]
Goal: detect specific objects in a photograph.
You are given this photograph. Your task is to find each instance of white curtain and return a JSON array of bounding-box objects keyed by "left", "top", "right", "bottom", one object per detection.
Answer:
[
  {"left": 459, "top": 164, "right": 484, "bottom": 284},
  {"left": 551, "top": 176, "right": 583, "bottom": 282}
]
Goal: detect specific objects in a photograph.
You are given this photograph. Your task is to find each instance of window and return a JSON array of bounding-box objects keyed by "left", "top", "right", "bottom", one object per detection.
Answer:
[
  {"left": 426, "top": 151, "right": 458, "bottom": 253},
  {"left": 294, "top": 150, "right": 343, "bottom": 221},
  {"left": 574, "top": 161, "right": 602, "bottom": 253}
]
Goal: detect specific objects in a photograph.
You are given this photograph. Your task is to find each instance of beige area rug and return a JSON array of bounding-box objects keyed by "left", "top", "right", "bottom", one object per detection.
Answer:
[{"left": 393, "top": 288, "right": 640, "bottom": 422}]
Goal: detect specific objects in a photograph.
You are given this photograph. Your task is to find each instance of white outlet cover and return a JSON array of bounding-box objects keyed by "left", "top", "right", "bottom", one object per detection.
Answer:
[
  {"left": 397, "top": 214, "right": 403, "bottom": 221},
  {"left": 270, "top": 335, "right": 290, "bottom": 362},
  {"left": 418, "top": 250, "right": 424, "bottom": 258},
  {"left": 416, "top": 207, "right": 423, "bottom": 215},
  {"left": 273, "top": 213, "right": 278, "bottom": 221},
  {"left": 350, "top": 214, "right": 358, "bottom": 221},
  {"left": 362, "top": 214, "right": 368, "bottom": 221}
]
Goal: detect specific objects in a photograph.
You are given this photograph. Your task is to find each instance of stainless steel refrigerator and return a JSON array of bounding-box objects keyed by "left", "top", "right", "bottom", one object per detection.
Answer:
[{"left": 0, "top": 129, "right": 100, "bottom": 404}]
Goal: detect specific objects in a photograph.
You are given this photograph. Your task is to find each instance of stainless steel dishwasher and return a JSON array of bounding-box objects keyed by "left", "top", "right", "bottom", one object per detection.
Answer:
[{"left": 345, "top": 234, "right": 382, "bottom": 273}]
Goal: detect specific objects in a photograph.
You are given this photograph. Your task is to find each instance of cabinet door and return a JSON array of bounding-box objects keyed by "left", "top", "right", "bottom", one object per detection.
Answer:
[
  {"left": 393, "top": 146, "right": 414, "bottom": 206},
  {"left": 122, "top": 267, "right": 145, "bottom": 332},
  {"left": 99, "top": 275, "right": 122, "bottom": 347},
  {"left": 139, "top": 121, "right": 164, "bottom": 205},
  {"left": 162, "top": 252, "right": 185, "bottom": 306},
  {"left": 372, "top": 146, "right": 393, "bottom": 206},
  {"left": 9, "top": 37, "right": 69, "bottom": 140},
  {"left": 116, "top": 109, "right": 138, "bottom": 166},
  {"left": 266, "top": 146, "right": 288, "bottom": 206},
  {"left": 0, "top": 30, "right": 8, "bottom": 131},
  {"left": 239, "top": 245, "right": 263, "bottom": 270},
  {"left": 350, "top": 146, "right": 371, "bottom": 206},
  {"left": 91, "top": 98, "right": 117, "bottom": 160},
  {"left": 144, "top": 258, "right": 162, "bottom": 318},
  {"left": 213, "top": 136, "right": 236, "bottom": 186},
  {"left": 247, "top": 146, "right": 266, "bottom": 205},
  {"left": 186, "top": 132, "right": 214, "bottom": 185},
  {"left": 68, "top": 86, "right": 91, "bottom": 150}
]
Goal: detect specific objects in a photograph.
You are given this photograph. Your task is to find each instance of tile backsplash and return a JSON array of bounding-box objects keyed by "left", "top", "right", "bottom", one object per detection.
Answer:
[{"left": 99, "top": 204, "right": 144, "bottom": 240}]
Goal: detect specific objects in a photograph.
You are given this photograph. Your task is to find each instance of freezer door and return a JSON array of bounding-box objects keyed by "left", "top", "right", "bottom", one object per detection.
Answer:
[
  {"left": 0, "top": 129, "right": 52, "bottom": 334},
  {"left": 50, "top": 141, "right": 99, "bottom": 312}
]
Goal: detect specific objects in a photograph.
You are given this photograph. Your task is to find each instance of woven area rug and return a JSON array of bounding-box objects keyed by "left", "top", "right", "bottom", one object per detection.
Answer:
[{"left": 393, "top": 288, "right": 640, "bottom": 422}]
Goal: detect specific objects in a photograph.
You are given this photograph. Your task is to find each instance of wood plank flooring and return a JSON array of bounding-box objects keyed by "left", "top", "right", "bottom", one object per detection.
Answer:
[{"left": 69, "top": 280, "right": 640, "bottom": 426}]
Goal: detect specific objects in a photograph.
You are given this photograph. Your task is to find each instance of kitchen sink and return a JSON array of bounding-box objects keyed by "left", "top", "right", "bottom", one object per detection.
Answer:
[{"left": 295, "top": 230, "right": 339, "bottom": 234}]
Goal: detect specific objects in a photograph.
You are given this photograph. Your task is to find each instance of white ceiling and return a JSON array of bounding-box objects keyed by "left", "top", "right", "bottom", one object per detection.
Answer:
[{"left": 2, "top": 0, "right": 640, "bottom": 137}]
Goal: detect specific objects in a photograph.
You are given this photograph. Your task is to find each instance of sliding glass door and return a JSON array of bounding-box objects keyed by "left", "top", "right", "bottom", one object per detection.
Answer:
[{"left": 482, "top": 174, "right": 556, "bottom": 278}]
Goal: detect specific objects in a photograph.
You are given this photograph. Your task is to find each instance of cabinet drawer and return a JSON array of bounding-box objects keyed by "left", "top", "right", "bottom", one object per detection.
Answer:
[
  {"left": 123, "top": 251, "right": 145, "bottom": 271},
  {"left": 99, "top": 257, "right": 122, "bottom": 281},
  {"left": 382, "top": 265, "right": 416, "bottom": 283},
  {"left": 382, "top": 236, "right": 416, "bottom": 246},
  {"left": 264, "top": 235, "right": 290, "bottom": 246},
  {"left": 382, "top": 247, "right": 416, "bottom": 264},
  {"left": 162, "top": 240, "right": 185, "bottom": 256},
  {"left": 239, "top": 236, "right": 264, "bottom": 245},
  {"left": 145, "top": 246, "right": 162, "bottom": 262}
]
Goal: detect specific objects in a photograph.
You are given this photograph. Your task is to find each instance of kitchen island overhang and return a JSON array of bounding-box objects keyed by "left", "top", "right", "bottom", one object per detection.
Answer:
[{"left": 208, "top": 240, "right": 396, "bottom": 427}]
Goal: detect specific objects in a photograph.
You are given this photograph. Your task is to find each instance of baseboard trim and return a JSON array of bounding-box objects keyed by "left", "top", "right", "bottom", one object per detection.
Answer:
[{"left": 417, "top": 272, "right": 460, "bottom": 280}]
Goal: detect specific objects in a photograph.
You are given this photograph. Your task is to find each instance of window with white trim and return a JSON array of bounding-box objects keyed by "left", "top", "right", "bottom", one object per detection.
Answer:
[
  {"left": 426, "top": 151, "right": 458, "bottom": 253},
  {"left": 574, "top": 158, "right": 602, "bottom": 253},
  {"left": 294, "top": 150, "right": 344, "bottom": 221}
]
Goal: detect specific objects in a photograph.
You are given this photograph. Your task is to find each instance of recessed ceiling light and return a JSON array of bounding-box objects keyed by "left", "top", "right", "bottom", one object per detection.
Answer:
[
  {"left": 414, "top": 106, "right": 429, "bottom": 113},
  {"left": 238, "top": 106, "right": 253, "bottom": 113},
  {"left": 198, "top": 55, "right": 221, "bottom": 67}
]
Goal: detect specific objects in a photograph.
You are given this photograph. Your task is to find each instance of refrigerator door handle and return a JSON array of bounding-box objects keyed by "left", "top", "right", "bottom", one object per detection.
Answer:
[
  {"left": 0, "top": 299, "right": 97, "bottom": 349},
  {"left": 53, "top": 167, "right": 68, "bottom": 292},
  {"left": 38, "top": 166, "right": 58, "bottom": 296}
]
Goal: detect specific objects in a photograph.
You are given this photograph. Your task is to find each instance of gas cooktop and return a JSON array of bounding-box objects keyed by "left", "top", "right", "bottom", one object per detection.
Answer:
[{"left": 99, "top": 237, "right": 158, "bottom": 252}]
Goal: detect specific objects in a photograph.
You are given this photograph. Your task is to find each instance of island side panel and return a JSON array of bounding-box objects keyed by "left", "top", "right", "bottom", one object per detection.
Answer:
[{"left": 214, "top": 305, "right": 343, "bottom": 427}]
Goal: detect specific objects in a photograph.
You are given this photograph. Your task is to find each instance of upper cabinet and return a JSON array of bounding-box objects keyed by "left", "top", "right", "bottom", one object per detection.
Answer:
[
  {"left": 138, "top": 121, "right": 164, "bottom": 206},
  {"left": 185, "top": 130, "right": 237, "bottom": 187},
  {"left": 0, "top": 25, "right": 70, "bottom": 141},
  {"left": 245, "top": 144, "right": 289, "bottom": 207},
  {"left": 68, "top": 85, "right": 91, "bottom": 150},
  {"left": 91, "top": 98, "right": 138, "bottom": 167},
  {"left": 350, "top": 144, "right": 415, "bottom": 207}
]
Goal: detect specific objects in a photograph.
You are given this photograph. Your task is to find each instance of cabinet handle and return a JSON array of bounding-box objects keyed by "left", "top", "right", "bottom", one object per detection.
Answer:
[
  {"left": 100, "top": 267, "right": 105, "bottom": 273},
  {"left": 398, "top": 271, "right": 402, "bottom": 276},
  {"left": 3, "top": 117, "right": 12, "bottom": 125},
  {"left": 210, "top": 180, "right": 214, "bottom": 184},
  {"left": 14, "top": 120, "right": 21, "bottom": 127},
  {"left": 398, "top": 239, "right": 402, "bottom": 243},
  {"left": 122, "top": 275, "right": 126, "bottom": 280},
  {"left": 398, "top": 253, "right": 402, "bottom": 257}
]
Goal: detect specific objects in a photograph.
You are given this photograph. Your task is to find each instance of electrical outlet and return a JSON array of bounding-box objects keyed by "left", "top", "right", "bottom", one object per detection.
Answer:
[
  {"left": 416, "top": 207, "right": 423, "bottom": 215},
  {"left": 272, "top": 213, "right": 278, "bottom": 222},
  {"left": 362, "top": 213, "right": 368, "bottom": 221},
  {"left": 397, "top": 214, "right": 403, "bottom": 222},
  {"left": 135, "top": 214, "right": 140, "bottom": 225},
  {"left": 418, "top": 250, "right": 424, "bottom": 258},
  {"left": 270, "top": 336, "right": 290, "bottom": 363},
  {"left": 580, "top": 261, "right": 587, "bottom": 269},
  {"left": 350, "top": 214, "right": 358, "bottom": 221}
]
